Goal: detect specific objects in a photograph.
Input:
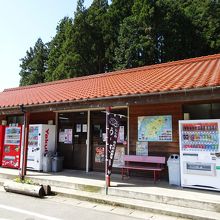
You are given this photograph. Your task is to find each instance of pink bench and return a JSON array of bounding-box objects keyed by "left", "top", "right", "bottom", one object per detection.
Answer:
[{"left": 121, "top": 155, "right": 166, "bottom": 184}]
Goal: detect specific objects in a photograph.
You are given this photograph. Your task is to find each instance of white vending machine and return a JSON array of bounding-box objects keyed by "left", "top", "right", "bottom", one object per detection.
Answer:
[
  {"left": 179, "top": 119, "right": 220, "bottom": 191},
  {"left": 27, "top": 124, "right": 56, "bottom": 171}
]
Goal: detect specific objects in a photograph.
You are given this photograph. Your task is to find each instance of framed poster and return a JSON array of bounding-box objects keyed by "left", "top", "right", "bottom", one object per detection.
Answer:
[
  {"left": 136, "top": 141, "right": 148, "bottom": 156},
  {"left": 113, "top": 146, "right": 125, "bottom": 167},
  {"left": 117, "top": 126, "right": 125, "bottom": 143},
  {"left": 138, "top": 115, "right": 172, "bottom": 142},
  {"left": 95, "top": 147, "right": 105, "bottom": 163}
]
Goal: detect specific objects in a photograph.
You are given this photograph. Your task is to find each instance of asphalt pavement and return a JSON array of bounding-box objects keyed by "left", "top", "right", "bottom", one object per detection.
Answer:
[{"left": 0, "top": 188, "right": 185, "bottom": 220}]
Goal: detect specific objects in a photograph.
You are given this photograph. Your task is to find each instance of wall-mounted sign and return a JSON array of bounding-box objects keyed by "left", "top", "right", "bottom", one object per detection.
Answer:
[
  {"left": 113, "top": 146, "right": 125, "bottom": 167},
  {"left": 136, "top": 141, "right": 148, "bottom": 156},
  {"left": 117, "top": 126, "right": 124, "bottom": 143},
  {"left": 82, "top": 124, "right": 87, "bottom": 133},
  {"left": 64, "top": 129, "right": 72, "bottom": 144},
  {"left": 76, "top": 124, "right": 81, "bottom": 133},
  {"left": 95, "top": 147, "right": 105, "bottom": 163},
  {"left": 59, "top": 129, "right": 73, "bottom": 144},
  {"left": 138, "top": 115, "right": 172, "bottom": 142}
]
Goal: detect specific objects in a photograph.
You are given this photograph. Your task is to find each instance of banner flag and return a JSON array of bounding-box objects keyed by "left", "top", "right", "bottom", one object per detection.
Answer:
[{"left": 107, "top": 113, "right": 120, "bottom": 176}]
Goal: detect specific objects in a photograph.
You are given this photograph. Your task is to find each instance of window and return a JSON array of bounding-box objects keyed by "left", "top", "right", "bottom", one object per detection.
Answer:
[{"left": 183, "top": 103, "right": 220, "bottom": 119}]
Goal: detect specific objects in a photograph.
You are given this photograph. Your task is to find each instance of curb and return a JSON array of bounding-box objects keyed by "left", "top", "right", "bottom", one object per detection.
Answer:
[{"left": 52, "top": 187, "right": 220, "bottom": 220}]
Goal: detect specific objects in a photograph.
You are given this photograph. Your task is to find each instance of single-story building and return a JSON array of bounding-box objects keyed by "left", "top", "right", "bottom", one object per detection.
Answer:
[{"left": 0, "top": 53, "right": 220, "bottom": 176}]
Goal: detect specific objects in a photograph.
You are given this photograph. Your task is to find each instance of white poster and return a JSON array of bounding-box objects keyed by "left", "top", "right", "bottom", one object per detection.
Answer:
[
  {"left": 113, "top": 146, "right": 125, "bottom": 167},
  {"left": 64, "top": 129, "right": 72, "bottom": 144},
  {"left": 117, "top": 126, "right": 124, "bottom": 143},
  {"left": 82, "top": 124, "right": 87, "bottom": 132},
  {"left": 59, "top": 131, "right": 65, "bottom": 142},
  {"left": 102, "top": 133, "right": 106, "bottom": 142},
  {"left": 136, "top": 141, "right": 148, "bottom": 156},
  {"left": 76, "top": 124, "right": 81, "bottom": 132}
]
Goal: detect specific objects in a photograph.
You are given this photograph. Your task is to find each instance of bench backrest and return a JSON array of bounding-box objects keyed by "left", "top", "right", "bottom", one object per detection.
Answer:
[{"left": 124, "top": 155, "right": 166, "bottom": 164}]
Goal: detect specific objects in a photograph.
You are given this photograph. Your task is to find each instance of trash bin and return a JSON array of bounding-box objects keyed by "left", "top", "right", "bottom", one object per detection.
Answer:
[
  {"left": 42, "top": 153, "right": 53, "bottom": 172},
  {"left": 52, "top": 156, "right": 64, "bottom": 172},
  {"left": 167, "top": 154, "right": 181, "bottom": 186}
]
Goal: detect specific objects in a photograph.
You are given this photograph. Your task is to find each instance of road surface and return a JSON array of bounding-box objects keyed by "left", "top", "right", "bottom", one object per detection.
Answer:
[{"left": 0, "top": 188, "right": 186, "bottom": 220}]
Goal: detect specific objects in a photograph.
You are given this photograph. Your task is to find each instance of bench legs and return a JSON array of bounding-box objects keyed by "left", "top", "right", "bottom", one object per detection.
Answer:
[
  {"left": 121, "top": 168, "right": 129, "bottom": 180},
  {"left": 154, "top": 171, "right": 162, "bottom": 184},
  {"left": 122, "top": 169, "right": 162, "bottom": 184}
]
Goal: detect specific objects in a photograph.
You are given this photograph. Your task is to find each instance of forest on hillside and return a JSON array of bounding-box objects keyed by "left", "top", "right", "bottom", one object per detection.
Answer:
[{"left": 19, "top": 0, "right": 220, "bottom": 86}]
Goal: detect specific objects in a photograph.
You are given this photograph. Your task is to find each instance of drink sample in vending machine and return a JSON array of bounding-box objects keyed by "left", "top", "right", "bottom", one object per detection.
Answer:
[{"left": 181, "top": 122, "right": 219, "bottom": 152}]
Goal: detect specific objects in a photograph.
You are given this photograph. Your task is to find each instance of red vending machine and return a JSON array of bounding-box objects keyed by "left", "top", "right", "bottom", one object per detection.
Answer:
[
  {"left": 0, "top": 125, "right": 6, "bottom": 166},
  {"left": 2, "top": 125, "right": 22, "bottom": 169}
]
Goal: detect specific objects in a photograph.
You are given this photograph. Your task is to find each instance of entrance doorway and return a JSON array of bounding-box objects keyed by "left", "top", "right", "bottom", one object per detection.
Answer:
[
  {"left": 90, "top": 109, "right": 128, "bottom": 172},
  {"left": 57, "top": 111, "right": 87, "bottom": 170}
]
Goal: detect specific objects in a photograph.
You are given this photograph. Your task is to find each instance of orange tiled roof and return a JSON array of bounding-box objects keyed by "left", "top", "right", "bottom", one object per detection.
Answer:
[{"left": 0, "top": 54, "right": 220, "bottom": 108}]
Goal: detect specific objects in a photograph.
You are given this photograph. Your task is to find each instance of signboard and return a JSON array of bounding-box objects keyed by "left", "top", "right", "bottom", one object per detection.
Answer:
[{"left": 138, "top": 115, "right": 172, "bottom": 142}]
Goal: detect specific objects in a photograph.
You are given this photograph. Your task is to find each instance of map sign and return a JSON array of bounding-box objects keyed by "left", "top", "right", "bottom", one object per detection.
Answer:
[{"left": 138, "top": 115, "right": 172, "bottom": 142}]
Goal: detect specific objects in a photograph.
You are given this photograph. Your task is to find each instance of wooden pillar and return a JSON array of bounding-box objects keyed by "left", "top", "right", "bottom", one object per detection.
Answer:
[{"left": 20, "top": 112, "right": 30, "bottom": 180}]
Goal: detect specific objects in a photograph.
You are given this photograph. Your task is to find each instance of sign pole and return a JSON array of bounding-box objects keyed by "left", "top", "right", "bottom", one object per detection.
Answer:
[{"left": 105, "top": 107, "right": 110, "bottom": 194}]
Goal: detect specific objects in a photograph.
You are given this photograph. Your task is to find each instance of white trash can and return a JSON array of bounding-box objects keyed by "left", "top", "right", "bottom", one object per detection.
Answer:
[{"left": 167, "top": 154, "right": 181, "bottom": 186}]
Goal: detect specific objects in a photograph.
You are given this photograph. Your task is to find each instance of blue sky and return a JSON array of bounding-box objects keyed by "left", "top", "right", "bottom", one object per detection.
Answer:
[{"left": 0, "top": 0, "right": 93, "bottom": 92}]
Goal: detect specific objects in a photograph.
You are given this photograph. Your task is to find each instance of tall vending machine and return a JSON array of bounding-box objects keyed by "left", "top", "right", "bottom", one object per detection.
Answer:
[
  {"left": 0, "top": 125, "right": 6, "bottom": 166},
  {"left": 179, "top": 119, "right": 220, "bottom": 191},
  {"left": 2, "top": 125, "right": 22, "bottom": 169},
  {"left": 27, "top": 124, "right": 56, "bottom": 171}
]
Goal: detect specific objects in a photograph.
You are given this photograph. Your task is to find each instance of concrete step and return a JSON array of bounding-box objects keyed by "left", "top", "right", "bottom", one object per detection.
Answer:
[
  {"left": 52, "top": 186, "right": 220, "bottom": 220},
  {"left": 0, "top": 172, "right": 220, "bottom": 214},
  {"left": 108, "top": 187, "right": 220, "bottom": 212},
  {"left": 28, "top": 175, "right": 220, "bottom": 213}
]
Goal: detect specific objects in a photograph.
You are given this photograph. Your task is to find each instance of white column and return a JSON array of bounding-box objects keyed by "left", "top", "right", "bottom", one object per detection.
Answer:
[
  {"left": 86, "top": 110, "right": 91, "bottom": 172},
  {"left": 55, "top": 112, "right": 58, "bottom": 151},
  {"left": 127, "top": 106, "right": 130, "bottom": 155}
]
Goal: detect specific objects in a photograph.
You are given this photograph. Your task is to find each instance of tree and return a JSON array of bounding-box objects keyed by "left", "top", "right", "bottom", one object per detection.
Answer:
[
  {"left": 114, "top": 0, "right": 220, "bottom": 68},
  {"left": 182, "top": 0, "right": 220, "bottom": 56},
  {"left": 71, "top": 0, "right": 109, "bottom": 76},
  {"left": 19, "top": 38, "right": 48, "bottom": 86},
  {"left": 19, "top": 0, "right": 220, "bottom": 85},
  {"left": 114, "top": 0, "right": 156, "bottom": 69},
  {"left": 45, "top": 17, "right": 76, "bottom": 81},
  {"left": 105, "top": 0, "right": 134, "bottom": 70}
]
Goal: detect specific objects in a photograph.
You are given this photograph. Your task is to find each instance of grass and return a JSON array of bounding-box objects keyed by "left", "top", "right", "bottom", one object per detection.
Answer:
[{"left": 14, "top": 177, "right": 36, "bottom": 185}]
